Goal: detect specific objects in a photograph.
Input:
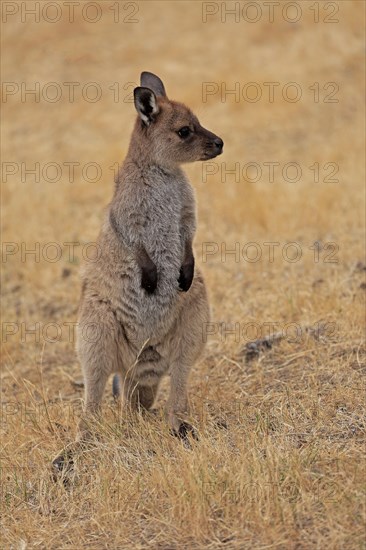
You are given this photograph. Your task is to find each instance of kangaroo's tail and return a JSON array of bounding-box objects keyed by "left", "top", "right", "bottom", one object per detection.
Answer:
[{"left": 112, "top": 374, "right": 120, "bottom": 399}]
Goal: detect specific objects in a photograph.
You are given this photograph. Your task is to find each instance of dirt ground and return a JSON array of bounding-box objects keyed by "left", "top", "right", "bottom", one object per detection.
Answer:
[{"left": 1, "top": 1, "right": 365, "bottom": 548}]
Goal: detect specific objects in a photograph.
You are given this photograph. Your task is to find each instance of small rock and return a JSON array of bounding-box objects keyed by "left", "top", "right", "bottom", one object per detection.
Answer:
[
  {"left": 62, "top": 268, "right": 72, "bottom": 279},
  {"left": 355, "top": 262, "right": 366, "bottom": 272},
  {"left": 71, "top": 378, "right": 84, "bottom": 388}
]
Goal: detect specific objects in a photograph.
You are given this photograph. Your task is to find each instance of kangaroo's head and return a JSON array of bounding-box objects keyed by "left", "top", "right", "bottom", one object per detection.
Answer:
[{"left": 132, "top": 72, "right": 223, "bottom": 168}]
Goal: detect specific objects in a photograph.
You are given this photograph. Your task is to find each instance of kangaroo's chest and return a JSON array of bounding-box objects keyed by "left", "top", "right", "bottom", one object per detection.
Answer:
[{"left": 144, "top": 180, "right": 183, "bottom": 264}]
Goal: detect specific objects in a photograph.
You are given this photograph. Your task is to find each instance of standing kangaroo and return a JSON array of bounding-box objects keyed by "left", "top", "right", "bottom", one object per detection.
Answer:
[{"left": 77, "top": 72, "right": 223, "bottom": 439}]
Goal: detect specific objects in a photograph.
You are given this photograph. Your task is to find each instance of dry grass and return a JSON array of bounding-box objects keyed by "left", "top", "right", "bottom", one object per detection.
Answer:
[{"left": 1, "top": 1, "right": 365, "bottom": 548}]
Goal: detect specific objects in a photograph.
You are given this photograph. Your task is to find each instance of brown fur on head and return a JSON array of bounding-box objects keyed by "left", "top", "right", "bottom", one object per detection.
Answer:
[{"left": 133, "top": 71, "right": 223, "bottom": 168}]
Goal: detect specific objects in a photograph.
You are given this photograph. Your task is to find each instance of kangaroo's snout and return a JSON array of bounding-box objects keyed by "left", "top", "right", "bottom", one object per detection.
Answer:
[
  {"left": 207, "top": 134, "right": 224, "bottom": 158},
  {"left": 214, "top": 137, "right": 224, "bottom": 152},
  {"left": 199, "top": 128, "right": 224, "bottom": 160}
]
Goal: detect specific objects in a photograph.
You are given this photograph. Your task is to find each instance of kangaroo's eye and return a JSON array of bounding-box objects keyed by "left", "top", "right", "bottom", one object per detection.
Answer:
[{"left": 177, "top": 126, "right": 191, "bottom": 139}]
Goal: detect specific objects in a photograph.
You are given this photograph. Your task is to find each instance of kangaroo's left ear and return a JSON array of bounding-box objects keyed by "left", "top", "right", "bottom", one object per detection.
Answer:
[
  {"left": 140, "top": 72, "right": 166, "bottom": 97},
  {"left": 133, "top": 87, "right": 159, "bottom": 125}
]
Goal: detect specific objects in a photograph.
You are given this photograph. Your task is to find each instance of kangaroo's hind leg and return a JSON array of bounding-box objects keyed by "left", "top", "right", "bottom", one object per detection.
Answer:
[
  {"left": 165, "top": 270, "right": 210, "bottom": 439},
  {"left": 52, "top": 299, "right": 121, "bottom": 476},
  {"left": 76, "top": 299, "right": 122, "bottom": 438}
]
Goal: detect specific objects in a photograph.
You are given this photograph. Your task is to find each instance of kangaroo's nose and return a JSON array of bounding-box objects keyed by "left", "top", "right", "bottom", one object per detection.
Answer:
[{"left": 214, "top": 137, "right": 224, "bottom": 151}]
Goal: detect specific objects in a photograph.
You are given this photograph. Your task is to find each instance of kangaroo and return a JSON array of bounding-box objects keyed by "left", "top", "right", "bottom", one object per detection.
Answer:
[{"left": 77, "top": 72, "right": 223, "bottom": 439}]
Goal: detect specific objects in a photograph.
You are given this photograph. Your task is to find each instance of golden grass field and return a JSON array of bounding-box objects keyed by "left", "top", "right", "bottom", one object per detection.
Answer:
[{"left": 1, "top": 1, "right": 365, "bottom": 548}]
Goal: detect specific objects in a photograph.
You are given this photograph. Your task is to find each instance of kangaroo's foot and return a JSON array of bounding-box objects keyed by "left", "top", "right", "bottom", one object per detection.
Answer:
[{"left": 171, "top": 420, "right": 199, "bottom": 442}]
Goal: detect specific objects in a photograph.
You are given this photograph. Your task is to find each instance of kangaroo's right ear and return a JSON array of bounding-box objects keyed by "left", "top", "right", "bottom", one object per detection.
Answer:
[{"left": 134, "top": 87, "right": 159, "bottom": 125}]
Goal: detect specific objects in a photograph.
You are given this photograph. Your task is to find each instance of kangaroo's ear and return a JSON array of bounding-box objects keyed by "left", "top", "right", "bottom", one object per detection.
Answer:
[
  {"left": 134, "top": 87, "right": 159, "bottom": 125},
  {"left": 140, "top": 72, "right": 166, "bottom": 97}
]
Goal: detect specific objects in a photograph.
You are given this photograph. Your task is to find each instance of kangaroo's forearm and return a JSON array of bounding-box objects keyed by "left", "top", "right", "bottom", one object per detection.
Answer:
[
  {"left": 178, "top": 237, "right": 195, "bottom": 292},
  {"left": 137, "top": 245, "right": 158, "bottom": 294},
  {"left": 178, "top": 193, "right": 196, "bottom": 293}
]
